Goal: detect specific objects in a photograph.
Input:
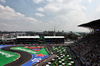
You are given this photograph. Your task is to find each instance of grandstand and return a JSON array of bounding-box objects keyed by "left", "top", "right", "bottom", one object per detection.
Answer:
[
  {"left": 44, "top": 36, "right": 65, "bottom": 44},
  {"left": 69, "top": 19, "right": 100, "bottom": 66},
  {"left": 16, "top": 36, "right": 40, "bottom": 44},
  {"left": 15, "top": 36, "right": 65, "bottom": 44}
]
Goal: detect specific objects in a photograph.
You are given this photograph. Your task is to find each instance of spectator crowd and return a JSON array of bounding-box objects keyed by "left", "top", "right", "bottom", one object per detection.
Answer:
[{"left": 70, "top": 32, "right": 100, "bottom": 66}]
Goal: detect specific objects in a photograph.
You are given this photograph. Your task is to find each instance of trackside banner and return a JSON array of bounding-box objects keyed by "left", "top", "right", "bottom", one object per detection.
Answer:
[{"left": 22, "top": 54, "right": 50, "bottom": 66}]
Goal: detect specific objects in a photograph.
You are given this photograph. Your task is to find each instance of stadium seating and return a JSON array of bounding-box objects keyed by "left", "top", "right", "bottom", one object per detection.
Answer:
[{"left": 70, "top": 32, "right": 100, "bottom": 66}]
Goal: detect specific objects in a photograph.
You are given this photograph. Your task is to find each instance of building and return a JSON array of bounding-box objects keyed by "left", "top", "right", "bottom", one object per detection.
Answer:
[
  {"left": 44, "top": 36, "right": 65, "bottom": 44},
  {"left": 15, "top": 36, "right": 65, "bottom": 44},
  {"left": 16, "top": 36, "right": 40, "bottom": 44}
]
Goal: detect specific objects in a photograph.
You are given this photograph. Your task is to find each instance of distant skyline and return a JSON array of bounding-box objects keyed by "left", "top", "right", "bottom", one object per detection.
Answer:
[{"left": 0, "top": 0, "right": 100, "bottom": 32}]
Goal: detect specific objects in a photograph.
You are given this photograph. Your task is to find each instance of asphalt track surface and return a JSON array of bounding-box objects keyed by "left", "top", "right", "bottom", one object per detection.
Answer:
[{"left": 1, "top": 46, "right": 32, "bottom": 66}]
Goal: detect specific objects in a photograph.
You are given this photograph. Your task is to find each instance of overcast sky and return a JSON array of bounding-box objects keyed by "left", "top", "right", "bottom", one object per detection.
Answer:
[{"left": 0, "top": 0, "right": 100, "bottom": 32}]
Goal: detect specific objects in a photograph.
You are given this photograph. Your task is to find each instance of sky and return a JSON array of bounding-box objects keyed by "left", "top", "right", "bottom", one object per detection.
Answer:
[{"left": 0, "top": 0, "right": 100, "bottom": 32}]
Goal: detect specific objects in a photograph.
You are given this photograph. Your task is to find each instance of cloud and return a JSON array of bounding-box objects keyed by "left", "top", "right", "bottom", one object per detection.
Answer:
[
  {"left": 42, "top": 0, "right": 86, "bottom": 13},
  {"left": 46, "top": 0, "right": 63, "bottom": 3},
  {"left": 35, "top": 13, "right": 45, "bottom": 17},
  {"left": 88, "top": 0, "right": 92, "bottom": 3},
  {"left": 44, "top": 4, "right": 61, "bottom": 13},
  {"left": 0, "top": 0, "right": 6, "bottom": 3},
  {"left": 0, "top": 4, "right": 44, "bottom": 31},
  {"left": 38, "top": 0, "right": 89, "bottom": 32},
  {"left": 33, "top": 0, "right": 44, "bottom": 4},
  {"left": 90, "top": 6, "right": 100, "bottom": 19},
  {"left": 37, "top": 7, "right": 44, "bottom": 12},
  {"left": 96, "top": 6, "right": 100, "bottom": 12},
  {"left": 0, "top": 4, "right": 25, "bottom": 20},
  {"left": 0, "top": 4, "right": 66, "bottom": 31},
  {"left": 0, "top": 0, "right": 93, "bottom": 32},
  {"left": 0, "top": 4, "right": 38, "bottom": 21},
  {"left": 43, "top": 0, "right": 65, "bottom": 13}
]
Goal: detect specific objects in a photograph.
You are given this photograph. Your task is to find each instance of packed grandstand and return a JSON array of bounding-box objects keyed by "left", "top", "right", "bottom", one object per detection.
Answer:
[
  {"left": 0, "top": 19, "right": 100, "bottom": 66},
  {"left": 69, "top": 19, "right": 100, "bottom": 66}
]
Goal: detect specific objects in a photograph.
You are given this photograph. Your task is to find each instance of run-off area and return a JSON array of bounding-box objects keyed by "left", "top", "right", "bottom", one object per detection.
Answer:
[
  {"left": 0, "top": 49, "right": 19, "bottom": 66},
  {"left": 11, "top": 46, "right": 50, "bottom": 66},
  {"left": 0, "top": 45, "right": 50, "bottom": 66}
]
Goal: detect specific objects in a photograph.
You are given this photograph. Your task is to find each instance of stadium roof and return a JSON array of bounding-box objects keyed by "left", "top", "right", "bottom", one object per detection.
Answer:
[
  {"left": 44, "top": 36, "right": 65, "bottom": 38},
  {"left": 17, "top": 36, "right": 40, "bottom": 38},
  {"left": 78, "top": 19, "right": 100, "bottom": 29}
]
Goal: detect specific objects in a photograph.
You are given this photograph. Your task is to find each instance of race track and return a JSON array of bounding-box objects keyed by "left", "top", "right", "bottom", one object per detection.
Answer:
[{"left": 1, "top": 46, "right": 32, "bottom": 66}]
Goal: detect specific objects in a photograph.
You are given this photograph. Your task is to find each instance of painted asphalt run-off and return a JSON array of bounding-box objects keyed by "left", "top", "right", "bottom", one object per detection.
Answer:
[{"left": 0, "top": 45, "right": 50, "bottom": 66}]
